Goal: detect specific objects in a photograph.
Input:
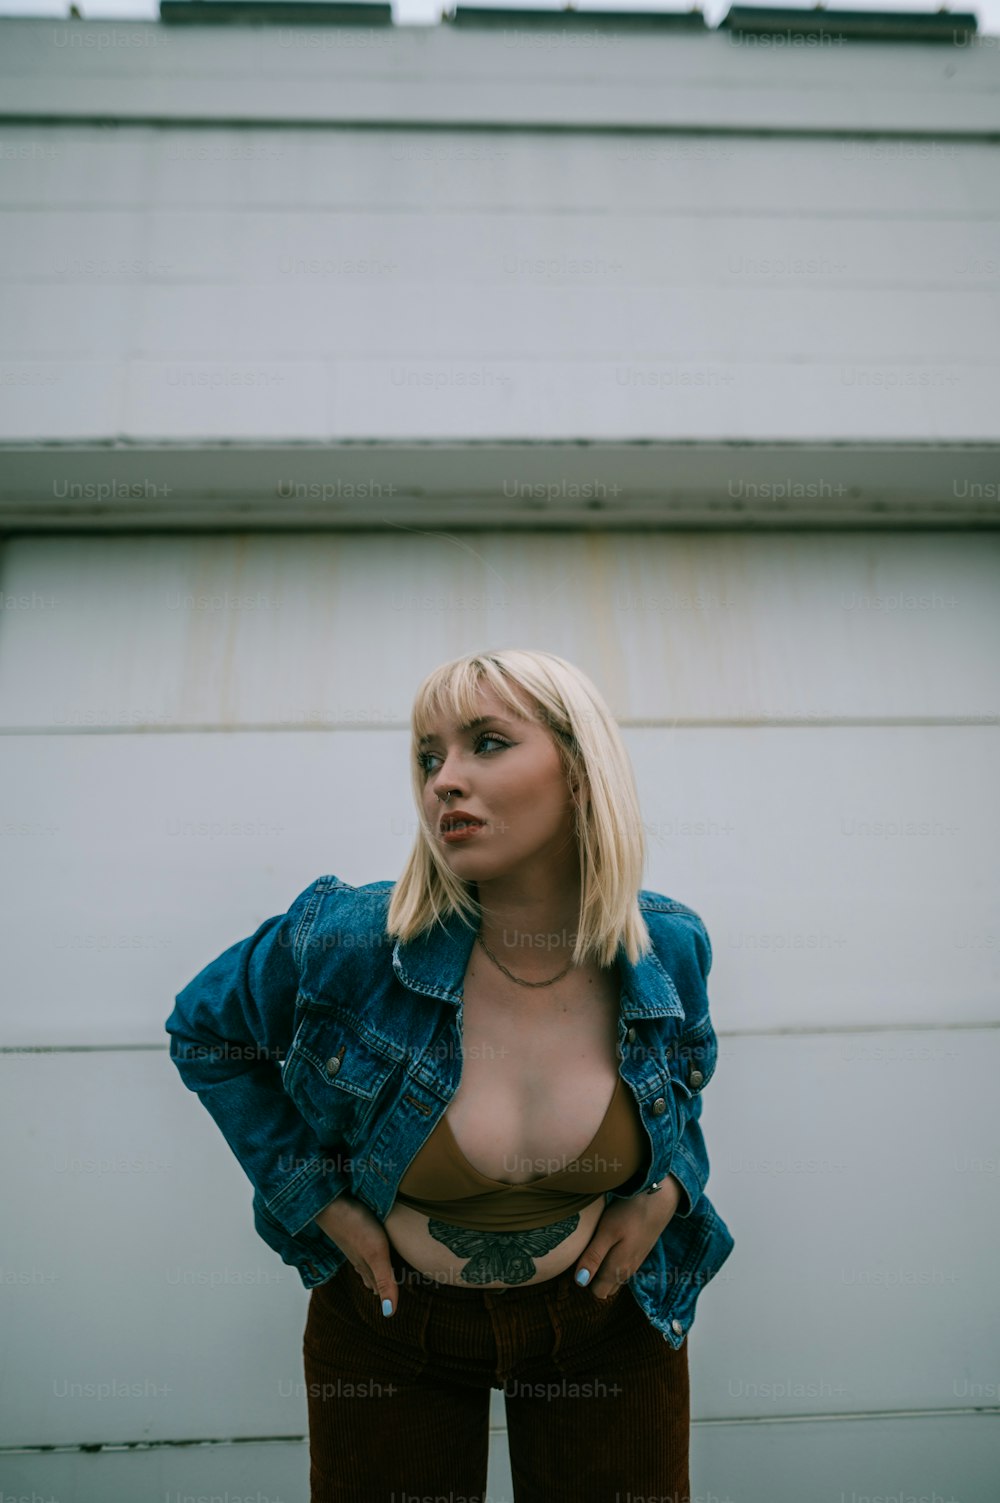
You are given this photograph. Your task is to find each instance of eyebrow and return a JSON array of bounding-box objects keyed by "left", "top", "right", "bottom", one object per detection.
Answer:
[{"left": 417, "top": 716, "right": 514, "bottom": 748}]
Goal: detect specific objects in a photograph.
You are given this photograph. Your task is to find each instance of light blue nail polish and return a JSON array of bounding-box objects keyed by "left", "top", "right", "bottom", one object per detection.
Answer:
[
  {"left": 575, "top": 1268, "right": 590, "bottom": 1286},
  {"left": 382, "top": 1298, "right": 393, "bottom": 1316}
]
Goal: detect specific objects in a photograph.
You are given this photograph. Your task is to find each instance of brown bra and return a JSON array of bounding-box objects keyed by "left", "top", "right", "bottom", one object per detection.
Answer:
[{"left": 393, "top": 1074, "right": 650, "bottom": 1232}]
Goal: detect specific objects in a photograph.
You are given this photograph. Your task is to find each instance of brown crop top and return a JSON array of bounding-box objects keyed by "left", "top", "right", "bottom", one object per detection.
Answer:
[{"left": 393, "top": 1074, "right": 650, "bottom": 1231}]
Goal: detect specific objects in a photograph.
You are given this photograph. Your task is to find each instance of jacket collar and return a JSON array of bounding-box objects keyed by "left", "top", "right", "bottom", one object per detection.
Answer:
[{"left": 391, "top": 903, "right": 685, "bottom": 1022}]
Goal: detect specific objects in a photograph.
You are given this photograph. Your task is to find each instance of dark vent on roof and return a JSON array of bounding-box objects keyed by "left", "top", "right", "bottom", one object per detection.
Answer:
[
  {"left": 445, "top": 5, "right": 707, "bottom": 27},
  {"left": 159, "top": 0, "right": 392, "bottom": 23},
  {"left": 720, "top": 5, "right": 978, "bottom": 42}
]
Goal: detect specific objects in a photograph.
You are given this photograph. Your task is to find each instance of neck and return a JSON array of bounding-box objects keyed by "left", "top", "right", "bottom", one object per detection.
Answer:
[{"left": 472, "top": 872, "right": 583, "bottom": 981}]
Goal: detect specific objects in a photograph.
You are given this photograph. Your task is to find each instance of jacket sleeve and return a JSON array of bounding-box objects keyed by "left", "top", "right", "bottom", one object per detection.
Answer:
[
  {"left": 164, "top": 878, "right": 353, "bottom": 1241},
  {"left": 668, "top": 1096, "right": 707, "bottom": 1219},
  {"left": 665, "top": 915, "right": 718, "bottom": 1221}
]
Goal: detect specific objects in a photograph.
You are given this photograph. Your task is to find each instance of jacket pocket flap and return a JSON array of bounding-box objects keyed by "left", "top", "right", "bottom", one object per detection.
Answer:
[{"left": 285, "top": 1009, "right": 401, "bottom": 1102}]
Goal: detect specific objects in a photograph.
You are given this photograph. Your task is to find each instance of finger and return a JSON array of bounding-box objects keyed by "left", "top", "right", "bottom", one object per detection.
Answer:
[
  {"left": 592, "top": 1275, "right": 626, "bottom": 1302},
  {"left": 574, "top": 1237, "right": 616, "bottom": 1291},
  {"left": 589, "top": 1254, "right": 630, "bottom": 1301},
  {"left": 371, "top": 1262, "right": 399, "bottom": 1317}
]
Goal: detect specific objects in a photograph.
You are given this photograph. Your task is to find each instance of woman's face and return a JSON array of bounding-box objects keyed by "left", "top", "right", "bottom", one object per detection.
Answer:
[{"left": 418, "top": 680, "right": 579, "bottom": 884}]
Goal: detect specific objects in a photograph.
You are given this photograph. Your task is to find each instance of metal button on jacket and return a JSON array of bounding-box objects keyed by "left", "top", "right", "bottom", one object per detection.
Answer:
[
  {"left": 326, "top": 1056, "right": 341, "bottom": 1075},
  {"left": 690, "top": 1069, "right": 704, "bottom": 1087},
  {"left": 652, "top": 1097, "right": 666, "bottom": 1115},
  {"left": 647, "top": 1180, "right": 662, "bottom": 1195},
  {"left": 626, "top": 1027, "right": 636, "bottom": 1043}
]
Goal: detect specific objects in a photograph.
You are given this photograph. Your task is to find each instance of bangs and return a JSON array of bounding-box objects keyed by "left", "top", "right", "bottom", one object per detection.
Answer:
[{"left": 411, "top": 656, "right": 540, "bottom": 751}]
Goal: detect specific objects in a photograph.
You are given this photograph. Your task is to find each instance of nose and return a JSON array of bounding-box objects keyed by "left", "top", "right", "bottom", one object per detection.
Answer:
[{"left": 429, "top": 750, "right": 466, "bottom": 800}]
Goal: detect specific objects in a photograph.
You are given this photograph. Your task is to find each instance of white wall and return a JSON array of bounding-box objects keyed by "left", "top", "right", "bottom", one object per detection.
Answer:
[
  {"left": 0, "top": 528, "right": 997, "bottom": 1501},
  {"left": 3, "top": 116, "right": 997, "bottom": 449},
  {"left": 1, "top": 17, "right": 999, "bottom": 525},
  {"left": 0, "top": 12, "right": 998, "bottom": 1502}
]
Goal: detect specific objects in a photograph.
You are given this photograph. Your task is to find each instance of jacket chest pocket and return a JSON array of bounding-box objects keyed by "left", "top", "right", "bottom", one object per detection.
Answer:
[{"left": 282, "top": 1006, "right": 402, "bottom": 1143}]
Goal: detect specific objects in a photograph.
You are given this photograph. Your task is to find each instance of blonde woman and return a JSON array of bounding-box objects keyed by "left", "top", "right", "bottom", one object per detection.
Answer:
[{"left": 166, "top": 648, "right": 734, "bottom": 1503}]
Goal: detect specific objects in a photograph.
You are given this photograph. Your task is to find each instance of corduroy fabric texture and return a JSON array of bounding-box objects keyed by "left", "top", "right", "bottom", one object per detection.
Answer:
[{"left": 303, "top": 1240, "right": 691, "bottom": 1503}]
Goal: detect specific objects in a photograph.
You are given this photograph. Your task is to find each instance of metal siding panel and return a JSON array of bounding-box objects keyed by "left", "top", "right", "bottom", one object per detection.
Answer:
[
  {"left": 2, "top": 128, "right": 998, "bottom": 448},
  {"left": 0, "top": 22, "right": 997, "bottom": 132},
  {"left": 0, "top": 532, "right": 996, "bottom": 726},
  {"left": 3, "top": 129, "right": 999, "bottom": 216},
  {"left": 1, "top": 1414, "right": 996, "bottom": 1503}
]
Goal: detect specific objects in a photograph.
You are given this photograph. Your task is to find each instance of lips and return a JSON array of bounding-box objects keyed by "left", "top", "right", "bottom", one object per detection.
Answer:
[{"left": 440, "top": 816, "right": 484, "bottom": 832}]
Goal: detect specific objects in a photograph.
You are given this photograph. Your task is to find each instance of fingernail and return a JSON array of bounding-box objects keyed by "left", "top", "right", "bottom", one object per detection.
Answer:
[
  {"left": 382, "top": 1298, "right": 394, "bottom": 1316},
  {"left": 575, "top": 1268, "right": 590, "bottom": 1286}
]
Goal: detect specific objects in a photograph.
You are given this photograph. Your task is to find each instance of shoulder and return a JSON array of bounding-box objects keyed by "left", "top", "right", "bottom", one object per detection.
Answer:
[
  {"left": 279, "top": 876, "right": 397, "bottom": 990},
  {"left": 288, "top": 874, "right": 396, "bottom": 949},
  {"left": 294, "top": 874, "right": 395, "bottom": 909},
  {"left": 305, "top": 874, "right": 394, "bottom": 897},
  {"left": 637, "top": 888, "right": 706, "bottom": 924},
  {"left": 637, "top": 888, "right": 713, "bottom": 980}
]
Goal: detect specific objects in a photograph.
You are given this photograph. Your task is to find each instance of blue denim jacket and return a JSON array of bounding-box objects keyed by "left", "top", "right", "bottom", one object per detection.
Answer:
[{"left": 165, "top": 874, "right": 735, "bottom": 1349}]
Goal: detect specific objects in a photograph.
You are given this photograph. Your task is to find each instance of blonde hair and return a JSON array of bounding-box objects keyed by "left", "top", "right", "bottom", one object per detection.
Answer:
[{"left": 385, "top": 648, "right": 653, "bottom": 969}]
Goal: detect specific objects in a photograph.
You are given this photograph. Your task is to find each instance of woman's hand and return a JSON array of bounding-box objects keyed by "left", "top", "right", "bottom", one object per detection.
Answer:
[
  {"left": 573, "top": 1175, "right": 684, "bottom": 1300},
  {"left": 313, "top": 1194, "right": 399, "bottom": 1316}
]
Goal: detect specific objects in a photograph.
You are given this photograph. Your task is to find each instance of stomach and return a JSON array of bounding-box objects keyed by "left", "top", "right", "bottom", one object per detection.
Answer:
[{"left": 383, "top": 1196, "right": 608, "bottom": 1290}]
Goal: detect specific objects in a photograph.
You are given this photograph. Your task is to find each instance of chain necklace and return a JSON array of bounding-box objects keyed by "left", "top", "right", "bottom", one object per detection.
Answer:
[{"left": 475, "top": 929, "right": 574, "bottom": 988}]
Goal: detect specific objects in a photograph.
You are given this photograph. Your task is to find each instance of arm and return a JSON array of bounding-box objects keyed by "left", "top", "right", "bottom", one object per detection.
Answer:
[{"left": 164, "top": 878, "right": 353, "bottom": 1240}]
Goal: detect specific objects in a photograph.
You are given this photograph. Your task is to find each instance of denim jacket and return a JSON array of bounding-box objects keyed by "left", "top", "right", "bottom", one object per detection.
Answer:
[{"left": 165, "top": 874, "right": 735, "bottom": 1350}]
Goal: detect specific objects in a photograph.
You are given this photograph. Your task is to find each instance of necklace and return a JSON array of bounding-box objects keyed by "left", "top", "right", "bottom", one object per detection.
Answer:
[{"left": 475, "top": 929, "right": 574, "bottom": 988}]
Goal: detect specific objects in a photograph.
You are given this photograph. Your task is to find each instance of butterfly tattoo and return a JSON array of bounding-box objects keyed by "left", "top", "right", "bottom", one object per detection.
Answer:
[{"left": 426, "top": 1215, "right": 580, "bottom": 1285}]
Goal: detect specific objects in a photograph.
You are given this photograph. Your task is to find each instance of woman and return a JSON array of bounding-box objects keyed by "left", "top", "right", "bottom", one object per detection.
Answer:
[{"left": 167, "top": 647, "right": 733, "bottom": 1503}]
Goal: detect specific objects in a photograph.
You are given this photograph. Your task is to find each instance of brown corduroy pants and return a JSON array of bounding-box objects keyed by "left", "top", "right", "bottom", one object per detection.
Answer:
[{"left": 302, "top": 1239, "right": 691, "bottom": 1503}]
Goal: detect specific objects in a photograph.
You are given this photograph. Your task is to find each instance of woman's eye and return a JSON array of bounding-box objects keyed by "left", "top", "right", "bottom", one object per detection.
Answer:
[{"left": 418, "top": 733, "right": 509, "bottom": 773}]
